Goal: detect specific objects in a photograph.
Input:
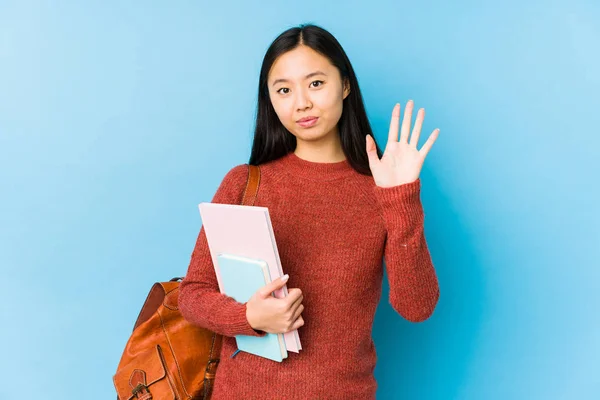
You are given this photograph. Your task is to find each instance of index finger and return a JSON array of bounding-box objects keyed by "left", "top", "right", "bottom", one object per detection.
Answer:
[
  {"left": 284, "top": 288, "right": 303, "bottom": 306},
  {"left": 387, "top": 103, "right": 401, "bottom": 149},
  {"left": 399, "top": 100, "right": 414, "bottom": 144}
]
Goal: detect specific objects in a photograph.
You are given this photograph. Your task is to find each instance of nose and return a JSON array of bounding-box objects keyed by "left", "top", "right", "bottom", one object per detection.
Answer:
[{"left": 295, "top": 87, "right": 312, "bottom": 111}]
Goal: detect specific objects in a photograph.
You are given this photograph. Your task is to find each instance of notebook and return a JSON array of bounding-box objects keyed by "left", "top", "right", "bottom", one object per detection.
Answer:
[
  {"left": 198, "top": 202, "right": 302, "bottom": 353},
  {"left": 217, "top": 253, "right": 287, "bottom": 362}
]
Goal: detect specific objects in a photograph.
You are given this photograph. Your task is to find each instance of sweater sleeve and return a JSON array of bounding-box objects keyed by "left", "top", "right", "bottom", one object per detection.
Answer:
[
  {"left": 179, "top": 163, "right": 267, "bottom": 337},
  {"left": 373, "top": 178, "right": 440, "bottom": 322}
]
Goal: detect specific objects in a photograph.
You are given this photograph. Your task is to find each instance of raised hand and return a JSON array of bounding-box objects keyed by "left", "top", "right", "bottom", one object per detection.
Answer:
[{"left": 366, "top": 100, "right": 439, "bottom": 188}]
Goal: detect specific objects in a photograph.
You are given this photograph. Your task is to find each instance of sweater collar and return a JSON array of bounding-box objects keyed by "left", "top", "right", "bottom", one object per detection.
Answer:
[{"left": 277, "top": 151, "right": 355, "bottom": 181}]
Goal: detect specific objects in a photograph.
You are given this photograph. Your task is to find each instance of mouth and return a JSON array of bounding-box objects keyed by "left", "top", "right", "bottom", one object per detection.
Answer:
[{"left": 296, "top": 117, "right": 319, "bottom": 128}]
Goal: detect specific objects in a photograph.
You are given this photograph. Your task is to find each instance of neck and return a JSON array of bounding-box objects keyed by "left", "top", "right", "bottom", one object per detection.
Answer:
[
  {"left": 277, "top": 151, "right": 354, "bottom": 181},
  {"left": 293, "top": 126, "right": 346, "bottom": 163},
  {"left": 293, "top": 148, "right": 347, "bottom": 163}
]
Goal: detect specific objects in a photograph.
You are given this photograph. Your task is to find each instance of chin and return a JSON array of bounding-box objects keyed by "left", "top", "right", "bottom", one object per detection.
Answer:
[
  {"left": 294, "top": 130, "right": 328, "bottom": 142},
  {"left": 292, "top": 124, "right": 334, "bottom": 141}
]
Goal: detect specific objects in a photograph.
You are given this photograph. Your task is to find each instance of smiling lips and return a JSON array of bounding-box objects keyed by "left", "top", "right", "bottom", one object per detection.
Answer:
[{"left": 297, "top": 117, "right": 319, "bottom": 127}]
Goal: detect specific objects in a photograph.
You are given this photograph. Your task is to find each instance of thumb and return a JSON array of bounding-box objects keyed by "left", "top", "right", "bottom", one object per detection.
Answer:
[
  {"left": 258, "top": 274, "right": 289, "bottom": 298},
  {"left": 365, "top": 135, "right": 379, "bottom": 169}
]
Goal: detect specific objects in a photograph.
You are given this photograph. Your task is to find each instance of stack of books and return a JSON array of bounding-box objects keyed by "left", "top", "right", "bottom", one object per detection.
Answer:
[{"left": 198, "top": 202, "right": 303, "bottom": 362}]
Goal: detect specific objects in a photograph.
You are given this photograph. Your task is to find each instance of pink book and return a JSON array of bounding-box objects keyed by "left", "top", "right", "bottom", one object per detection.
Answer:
[{"left": 198, "top": 202, "right": 302, "bottom": 353}]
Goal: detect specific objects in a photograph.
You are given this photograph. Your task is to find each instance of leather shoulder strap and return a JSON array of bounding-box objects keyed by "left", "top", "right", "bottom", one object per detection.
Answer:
[
  {"left": 201, "top": 165, "right": 260, "bottom": 389},
  {"left": 241, "top": 164, "right": 260, "bottom": 206}
]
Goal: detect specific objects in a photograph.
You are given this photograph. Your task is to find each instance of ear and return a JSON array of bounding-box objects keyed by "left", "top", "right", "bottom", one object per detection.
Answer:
[{"left": 342, "top": 78, "right": 351, "bottom": 100}]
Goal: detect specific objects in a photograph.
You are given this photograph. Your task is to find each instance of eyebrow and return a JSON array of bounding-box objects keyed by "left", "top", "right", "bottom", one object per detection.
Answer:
[{"left": 271, "top": 71, "right": 327, "bottom": 87}]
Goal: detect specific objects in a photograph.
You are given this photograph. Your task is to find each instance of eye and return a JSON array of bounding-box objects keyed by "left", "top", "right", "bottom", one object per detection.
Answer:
[{"left": 276, "top": 80, "right": 324, "bottom": 95}]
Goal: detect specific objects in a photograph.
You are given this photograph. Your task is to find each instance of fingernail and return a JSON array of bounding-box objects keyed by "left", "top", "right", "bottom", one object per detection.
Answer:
[{"left": 282, "top": 274, "right": 289, "bottom": 282}]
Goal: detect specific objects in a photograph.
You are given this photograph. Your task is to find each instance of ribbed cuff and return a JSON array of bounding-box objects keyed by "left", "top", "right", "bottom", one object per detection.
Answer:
[
  {"left": 228, "top": 302, "right": 267, "bottom": 337},
  {"left": 373, "top": 178, "right": 423, "bottom": 227}
]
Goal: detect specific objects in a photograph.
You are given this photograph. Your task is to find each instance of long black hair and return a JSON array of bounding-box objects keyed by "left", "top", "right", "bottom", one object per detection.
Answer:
[{"left": 248, "top": 23, "right": 384, "bottom": 176}]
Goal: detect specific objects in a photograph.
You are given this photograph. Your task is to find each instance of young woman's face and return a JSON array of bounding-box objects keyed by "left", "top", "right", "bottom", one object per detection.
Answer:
[{"left": 267, "top": 45, "right": 350, "bottom": 144}]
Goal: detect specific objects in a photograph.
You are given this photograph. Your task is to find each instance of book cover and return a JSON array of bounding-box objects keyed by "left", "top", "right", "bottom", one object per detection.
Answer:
[
  {"left": 217, "top": 253, "right": 288, "bottom": 362},
  {"left": 198, "top": 202, "right": 302, "bottom": 353}
]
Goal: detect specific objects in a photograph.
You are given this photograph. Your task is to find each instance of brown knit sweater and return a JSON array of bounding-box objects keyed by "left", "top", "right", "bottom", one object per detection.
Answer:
[{"left": 179, "top": 151, "right": 440, "bottom": 399}]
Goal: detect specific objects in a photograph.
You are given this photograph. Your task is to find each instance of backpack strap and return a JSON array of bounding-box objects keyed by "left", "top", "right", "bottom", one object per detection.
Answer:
[
  {"left": 203, "top": 163, "right": 261, "bottom": 398},
  {"left": 241, "top": 164, "right": 260, "bottom": 206}
]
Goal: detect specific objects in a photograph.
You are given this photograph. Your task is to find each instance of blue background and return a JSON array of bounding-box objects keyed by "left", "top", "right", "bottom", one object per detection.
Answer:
[{"left": 1, "top": 1, "right": 598, "bottom": 399}]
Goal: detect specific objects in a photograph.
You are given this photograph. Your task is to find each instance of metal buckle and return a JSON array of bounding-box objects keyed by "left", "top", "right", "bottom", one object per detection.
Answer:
[
  {"left": 131, "top": 383, "right": 149, "bottom": 395},
  {"left": 206, "top": 358, "right": 220, "bottom": 374}
]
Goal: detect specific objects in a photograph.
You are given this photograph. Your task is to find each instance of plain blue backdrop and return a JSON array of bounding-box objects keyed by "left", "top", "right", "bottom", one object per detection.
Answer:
[{"left": 1, "top": 1, "right": 598, "bottom": 399}]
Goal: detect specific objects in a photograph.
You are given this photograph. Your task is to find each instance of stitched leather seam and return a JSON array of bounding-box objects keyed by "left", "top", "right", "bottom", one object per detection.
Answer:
[
  {"left": 156, "top": 344, "right": 181, "bottom": 399},
  {"left": 157, "top": 310, "right": 188, "bottom": 399}
]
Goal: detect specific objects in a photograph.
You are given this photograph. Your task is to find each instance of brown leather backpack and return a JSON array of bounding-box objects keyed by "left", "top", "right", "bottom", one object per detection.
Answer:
[{"left": 113, "top": 164, "right": 261, "bottom": 400}]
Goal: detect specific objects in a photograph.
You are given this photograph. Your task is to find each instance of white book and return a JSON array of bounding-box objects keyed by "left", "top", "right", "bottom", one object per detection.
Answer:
[{"left": 198, "top": 202, "right": 302, "bottom": 353}]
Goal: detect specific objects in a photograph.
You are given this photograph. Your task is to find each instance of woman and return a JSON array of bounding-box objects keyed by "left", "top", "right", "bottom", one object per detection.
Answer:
[{"left": 179, "top": 23, "right": 441, "bottom": 399}]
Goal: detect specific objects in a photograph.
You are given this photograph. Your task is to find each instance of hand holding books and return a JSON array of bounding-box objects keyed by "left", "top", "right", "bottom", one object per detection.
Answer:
[
  {"left": 199, "top": 202, "right": 303, "bottom": 361},
  {"left": 246, "top": 274, "right": 305, "bottom": 334}
]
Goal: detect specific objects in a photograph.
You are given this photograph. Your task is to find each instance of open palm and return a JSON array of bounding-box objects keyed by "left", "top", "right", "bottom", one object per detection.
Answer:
[{"left": 366, "top": 100, "right": 440, "bottom": 188}]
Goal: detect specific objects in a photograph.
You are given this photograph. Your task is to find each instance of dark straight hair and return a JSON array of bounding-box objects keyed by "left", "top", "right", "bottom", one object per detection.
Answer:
[{"left": 248, "top": 23, "right": 384, "bottom": 176}]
